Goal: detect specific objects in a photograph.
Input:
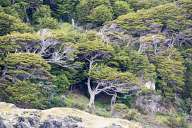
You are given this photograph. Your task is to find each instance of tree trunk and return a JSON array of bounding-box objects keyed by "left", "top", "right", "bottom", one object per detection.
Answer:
[
  {"left": 86, "top": 59, "right": 96, "bottom": 113},
  {"left": 87, "top": 93, "right": 96, "bottom": 113},
  {"left": 111, "top": 93, "right": 117, "bottom": 116}
]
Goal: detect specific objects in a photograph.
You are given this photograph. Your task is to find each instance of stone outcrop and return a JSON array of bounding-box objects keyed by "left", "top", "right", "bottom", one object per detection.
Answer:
[
  {"left": 0, "top": 102, "right": 141, "bottom": 128},
  {"left": 135, "top": 94, "right": 169, "bottom": 114}
]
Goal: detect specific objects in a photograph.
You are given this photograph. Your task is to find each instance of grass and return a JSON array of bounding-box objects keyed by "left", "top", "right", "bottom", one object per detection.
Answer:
[
  {"left": 64, "top": 92, "right": 111, "bottom": 117},
  {"left": 64, "top": 92, "right": 89, "bottom": 110}
]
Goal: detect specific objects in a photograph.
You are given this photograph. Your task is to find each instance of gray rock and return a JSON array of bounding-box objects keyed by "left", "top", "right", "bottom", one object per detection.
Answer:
[
  {"left": 0, "top": 120, "right": 7, "bottom": 128},
  {"left": 135, "top": 94, "right": 169, "bottom": 114},
  {"left": 104, "top": 124, "right": 122, "bottom": 128},
  {"left": 39, "top": 116, "right": 84, "bottom": 128}
]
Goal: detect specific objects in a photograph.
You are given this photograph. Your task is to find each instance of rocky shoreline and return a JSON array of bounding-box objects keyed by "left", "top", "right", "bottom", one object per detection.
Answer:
[{"left": 0, "top": 102, "right": 141, "bottom": 128}]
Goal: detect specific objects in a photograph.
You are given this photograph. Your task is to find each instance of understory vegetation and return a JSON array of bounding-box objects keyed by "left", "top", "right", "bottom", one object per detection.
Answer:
[{"left": 0, "top": 0, "right": 191, "bottom": 127}]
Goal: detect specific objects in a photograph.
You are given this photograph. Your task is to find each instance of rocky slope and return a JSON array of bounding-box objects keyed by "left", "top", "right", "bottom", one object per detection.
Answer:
[{"left": 0, "top": 102, "right": 141, "bottom": 128}]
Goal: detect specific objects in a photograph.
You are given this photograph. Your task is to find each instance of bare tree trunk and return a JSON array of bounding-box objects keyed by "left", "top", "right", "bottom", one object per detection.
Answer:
[
  {"left": 86, "top": 59, "right": 96, "bottom": 113},
  {"left": 111, "top": 93, "right": 117, "bottom": 116},
  {"left": 88, "top": 92, "right": 96, "bottom": 113}
]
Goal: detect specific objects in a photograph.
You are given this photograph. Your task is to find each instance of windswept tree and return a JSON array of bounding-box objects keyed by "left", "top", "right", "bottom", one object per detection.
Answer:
[
  {"left": 37, "top": 28, "right": 77, "bottom": 68},
  {"left": 110, "top": 49, "right": 156, "bottom": 87},
  {"left": 0, "top": 53, "right": 53, "bottom": 108},
  {"left": 77, "top": 32, "right": 114, "bottom": 110},
  {"left": 88, "top": 64, "right": 139, "bottom": 111}
]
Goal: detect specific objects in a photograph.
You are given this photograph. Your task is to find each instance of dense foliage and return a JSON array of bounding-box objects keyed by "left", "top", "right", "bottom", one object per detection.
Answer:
[{"left": 0, "top": 0, "right": 191, "bottom": 127}]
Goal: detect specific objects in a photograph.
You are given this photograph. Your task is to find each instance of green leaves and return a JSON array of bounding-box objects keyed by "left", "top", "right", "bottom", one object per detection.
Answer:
[
  {"left": 6, "top": 53, "right": 51, "bottom": 70},
  {"left": 6, "top": 80, "right": 48, "bottom": 109},
  {"left": 113, "top": 1, "right": 133, "bottom": 17},
  {"left": 88, "top": 5, "right": 113, "bottom": 24},
  {"left": 0, "top": 12, "right": 32, "bottom": 35},
  {"left": 110, "top": 50, "right": 156, "bottom": 81},
  {"left": 78, "top": 39, "right": 113, "bottom": 54},
  {"left": 89, "top": 64, "right": 138, "bottom": 84},
  {"left": 155, "top": 49, "right": 185, "bottom": 99},
  {"left": 116, "top": 3, "right": 190, "bottom": 33}
]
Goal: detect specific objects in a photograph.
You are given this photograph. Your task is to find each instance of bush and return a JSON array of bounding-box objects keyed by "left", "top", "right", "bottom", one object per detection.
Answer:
[
  {"left": 95, "top": 101, "right": 111, "bottom": 117},
  {"left": 167, "top": 114, "right": 189, "bottom": 128},
  {"left": 38, "top": 17, "right": 59, "bottom": 29},
  {"left": 89, "top": 5, "right": 113, "bottom": 24},
  {"left": 53, "top": 74, "right": 70, "bottom": 93},
  {"left": 113, "top": 1, "right": 132, "bottom": 17},
  {"left": 0, "top": 0, "right": 11, "bottom": 7},
  {"left": 113, "top": 103, "right": 141, "bottom": 121},
  {"left": 156, "top": 113, "right": 189, "bottom": 128},
  {"left": 5, "top": 53, "right": 51, "bottom": 70},
  {"left": 47, "top": 95, "right": 66, "bottom": 108},
  {"left": 0, "top": 12, "right": 32, "bottom": 35},
  {"left": 64, "top": 93, "right": 89, "bottom": 110},
  {"left": 6, "top": 81, "right": 48, "bottom": 109}
]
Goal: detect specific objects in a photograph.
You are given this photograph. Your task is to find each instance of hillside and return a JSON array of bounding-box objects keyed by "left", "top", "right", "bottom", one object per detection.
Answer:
[{"left": 0, "top": 0, "right": 191, "bottom": 128}]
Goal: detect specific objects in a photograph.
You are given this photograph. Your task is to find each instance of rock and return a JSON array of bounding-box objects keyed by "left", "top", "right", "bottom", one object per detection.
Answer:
[
  {"left": 0, "top": 117, "right": 13, "bottom": 128},
  {"left": 0, "top": 119, "right": 7, "bottom": 128},
  {"left": 135, "top": 94, "right": 169, "bottom": 114},
  {"left": 0, "top": 102, "right": 141, "bottom": 128},
  {"left": 104, "top": 123, "right": 123, "bottom": 128},
  {"left": 144, "top": 81, "right": 155, "bottom": 90},
  {"left": 0, "top": 102, "right": 16, "bottom": 109},
  {"left": 39, "top": 116, "right": 84, "bottom": 128}
]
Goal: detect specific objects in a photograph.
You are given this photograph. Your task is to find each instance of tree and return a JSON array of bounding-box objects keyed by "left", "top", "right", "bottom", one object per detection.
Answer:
[
  {"left": 6, "top": 80, "right": 48, "bottom": 108},
  {"left": 53, "top": 74, "right": 70, "bottom": 93},
  {"left": 0, "top": 0, "right": 11, "bottom": 7},
  {"left": 77, "top": 32, "right": 113, "bottom": 111},
  {"left": 1, "top": 53, "right": 51, "bottom": 83},
  {"left": 0, "top": 12, "right": 32, "bottom": 35},
  {"left": 75, "top": 0, "right": 122, "bottom": 26},
  {"left": 109, "top": 49, "right": 156, "bottom": 85},
  {"left": 182, "top": 48, "right": 192, "bottom": 98},
  {"left": 113, "top": 1, "right": 132, "bottom": 18},
  {"left": 0, "top": 53, "right": 53, "bottom": 108},
  {"left": 38, "top": 17, "right": 58, "bottom": 29},
  {"left": 51, "top": 0, "right": 79, "bottom": 21},
  {"left": 116, "top": 3, "right": 190, "bottom": 35},
  {"left": 88, "top": 5, "right": 113, "bottom": 25},
  {"left": 127, "top": 0, "right": 169, "bottom": 11},
  {"left": 88, "top": 64, "right": 139, "bottom": 111},
  {"left": 32, "top": 5, "right": 58, "bottom": 29},
  {"left": 155, "top": 48, "right": 185, "bottom": 101},
  {"left": 138, "top": 34, "right": 166, "bottom": 54}
]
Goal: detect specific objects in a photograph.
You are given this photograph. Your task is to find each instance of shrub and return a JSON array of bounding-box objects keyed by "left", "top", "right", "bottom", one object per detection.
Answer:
[
  {"left": 89, "top": 5, "right": 113, "bottom": 24},
  {"left": 156, "top": 113, "right": 189, "bottom": 128},
  {"left": 53, "top": 74, "right": 70, "bottom": 93},
  {"left": 47, "top": 95, "right": 66, "bottom": 108},
  {"left": 0, "top": 12, "right": 32, "bottom": 35},
  {"left": 167, "top": 114, "right": 188, "bottom": 128},
  {"left": 64, "top": 93, "right": 89, "bottom": 110},
  {"left": 6, "top": 81, "right": 47, "bottom": 109},
  {"left": 113, "top": 1, "right": 132, "bottom": 17},
  {"left": 38, "top": 17, "right": 59, "bottom": 29},
  {"left": 113, "top": 103, "right": 141, "bottom": 121},
  {"left": 5, "top": 53, "right": 51, "bottom": 70}
]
